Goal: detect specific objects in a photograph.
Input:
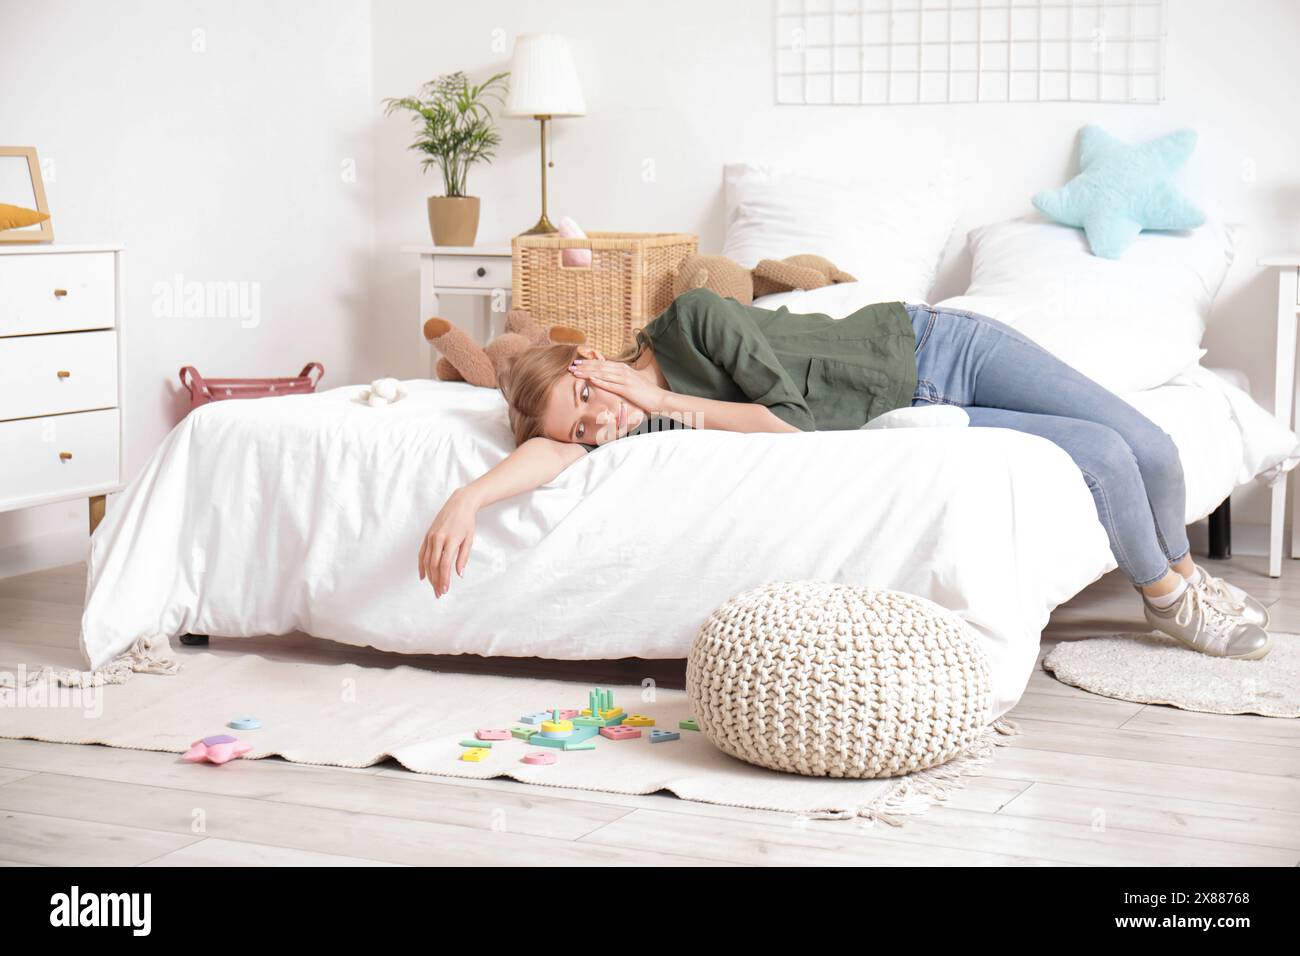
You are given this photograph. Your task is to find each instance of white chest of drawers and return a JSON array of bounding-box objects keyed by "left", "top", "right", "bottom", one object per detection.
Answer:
[{"left": 0, "top": 244, "right": 125, "bottom": 534}]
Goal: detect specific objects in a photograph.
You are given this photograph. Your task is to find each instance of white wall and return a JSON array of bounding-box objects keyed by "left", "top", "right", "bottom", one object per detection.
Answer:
[
  {"left": 0, "top": 0, "right": 377, "bottom": 575},
  {"left": 371, "top": 0, "right": 1300, "bottom": 531}
]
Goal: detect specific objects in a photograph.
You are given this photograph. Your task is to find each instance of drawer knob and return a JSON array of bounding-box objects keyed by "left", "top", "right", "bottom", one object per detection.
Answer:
[
  {"left": 53, "top": 289, "right": 68, "bottom": 298},
  {"left": 59, "top": 452, "right": 72, "bottom": 461},
  {"left": 57, "top": 370, "right": 71, "bottom": 379},
  {"left": 476, "top": 266, "right": 487, "bottom": 277}
]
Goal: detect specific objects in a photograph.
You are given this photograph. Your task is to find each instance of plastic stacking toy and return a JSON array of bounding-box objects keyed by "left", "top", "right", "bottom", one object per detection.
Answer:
[
  {"left": 511, "top": 726, "right": 537, "bottom": 741},
  {"left": 539, "top": 710, "right": 575, "bottom": 738},
  {"left": 623, "top": 714, "right": 656, "bottom": 727},
  {"left": 679, "top": 718, "right": 700, "bottom": 732},
  {"left": 565, "top": 739, "right": 596, "bottom": 751},
  {"left": 182, "top": 735, "right": 252, "bottom": 765},
  {"left": 519, "top": 711, "right": 551, "bottom": 725},
  {"left": 460, "top": 739, "right": 492, "bottom": 748},
  {"left": 574, "top": 688, "right": 625, "bottom": 727},
  {"left": 551, "top": 709, "right": 580, "bottom": 720},
  {"left": 460, "top": 747, "right": 490, "bottom": 762},
  {"left": 529, "top": 725, "right": 599, "bottom": 750},
  {"left": 600, "top": 725, "right": 641, "bottom": 741},
  {"left": 476, "top": 729, "right": 510, "bottom": 741},
  {"left": 522, "top": 752, "right": 557, "bottom": 765},
  {"left": 228, "top": 717, "right": 262, "bottom": 731},
  {"left": 649, "top": 729, "right": 680, "bottom": 744}
]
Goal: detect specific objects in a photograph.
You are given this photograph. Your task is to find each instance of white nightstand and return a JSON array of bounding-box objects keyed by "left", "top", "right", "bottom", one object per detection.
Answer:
[
  {"left": 1262, "top": 254, "right": 1300, "bottom": 577},
  {"left": 402, "top": 243, "right": 512, "bottom": 375},
  {"left": 0, "top": 244, "right": 126, "bottom": 535}
]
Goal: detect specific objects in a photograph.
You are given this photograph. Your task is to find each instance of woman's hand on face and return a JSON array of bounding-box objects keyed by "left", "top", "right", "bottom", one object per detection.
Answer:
[
  {"left": 569, "top": 359, "right": 665, "bottom": 423},
  {"left": 418, "top": 488, "right": 478, "bottom": 598}
]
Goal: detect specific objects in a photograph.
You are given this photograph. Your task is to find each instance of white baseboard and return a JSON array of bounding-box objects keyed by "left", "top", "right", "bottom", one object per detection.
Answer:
[{"left": 0, "top": 529, "right": 89, "bottom": 580}]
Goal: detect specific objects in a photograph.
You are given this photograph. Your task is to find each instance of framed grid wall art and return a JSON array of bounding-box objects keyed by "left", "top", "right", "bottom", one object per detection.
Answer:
[{"left": 773, "top": 0, "right": 1168, "bottom": 105}]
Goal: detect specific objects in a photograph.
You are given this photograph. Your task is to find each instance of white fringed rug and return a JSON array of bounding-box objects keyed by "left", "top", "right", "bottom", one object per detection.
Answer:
[
  {"left": 0, "top": 644, "right": 1015, "bottom": 825},
  {"left": 1042, "top": 632, "right": 1300, "bottom": 718}
]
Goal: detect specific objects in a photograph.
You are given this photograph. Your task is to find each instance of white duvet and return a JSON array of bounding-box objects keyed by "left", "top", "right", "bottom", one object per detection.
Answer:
[{"left": 82, "top": 381, "right": 1117, "bottom": 718}]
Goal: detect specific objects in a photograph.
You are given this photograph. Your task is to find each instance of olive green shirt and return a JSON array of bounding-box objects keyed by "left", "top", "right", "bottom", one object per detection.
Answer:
[{"left": 640, "top": 287, "right": 918, "bottom": 432}]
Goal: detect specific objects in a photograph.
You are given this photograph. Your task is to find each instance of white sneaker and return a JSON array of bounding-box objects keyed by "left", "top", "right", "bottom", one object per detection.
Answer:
[
  {"left": 1143, "top": 585, "right": 1272, "bottom": 660},
  {"left": 1191, "top": 570, "right": 1270, "bottom": 630}
]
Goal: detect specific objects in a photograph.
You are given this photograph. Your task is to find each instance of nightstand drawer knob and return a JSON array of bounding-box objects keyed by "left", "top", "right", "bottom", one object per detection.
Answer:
[
  {"left": 476, "top": 266, "right": 487, "bottom": 277},
  {"left": 53, "top": 288, "right": 68, "bottom": 297},
  {"left": 59, "top": 451, "right": 73, "bottom": 461},
  {"left": 56, "top": 370, "right": 71, "bottom": 379}
]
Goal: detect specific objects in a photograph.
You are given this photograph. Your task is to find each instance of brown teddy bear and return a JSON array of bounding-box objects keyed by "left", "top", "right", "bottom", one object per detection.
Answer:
[
  {"left": 750, "top": 254, "right": 857, "bottom": 299},
  {"left": 422, "top": 309, "right": 585, "bottom": 389},
  {"left": 671, "top": 253, "right": 856, "bottom": 305}
]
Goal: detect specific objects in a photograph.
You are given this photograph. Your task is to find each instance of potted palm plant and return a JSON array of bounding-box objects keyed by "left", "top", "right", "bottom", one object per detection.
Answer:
[{"left": 384, "top": 71, "right": 509, "bottom": 246}]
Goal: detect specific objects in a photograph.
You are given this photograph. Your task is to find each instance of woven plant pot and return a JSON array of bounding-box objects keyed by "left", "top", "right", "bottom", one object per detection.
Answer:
[{"left": 686, "top": 581, "right": 992, "bottom": 778}]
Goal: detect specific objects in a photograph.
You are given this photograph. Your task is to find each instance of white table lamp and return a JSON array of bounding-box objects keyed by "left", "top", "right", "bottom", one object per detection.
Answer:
[{"left": 505, "top": 34, "right": 586, "bottom": 235}]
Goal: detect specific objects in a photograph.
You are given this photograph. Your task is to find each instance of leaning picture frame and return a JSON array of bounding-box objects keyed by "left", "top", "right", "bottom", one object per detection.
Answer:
[{"left": 0, "top": 146, "right": 54, "bottom": 244}]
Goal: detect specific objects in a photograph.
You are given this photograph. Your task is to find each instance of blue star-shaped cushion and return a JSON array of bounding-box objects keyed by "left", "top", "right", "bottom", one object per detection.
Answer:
[{"left": 1032, "top": 126, "right": 1205, "bottom": 259}]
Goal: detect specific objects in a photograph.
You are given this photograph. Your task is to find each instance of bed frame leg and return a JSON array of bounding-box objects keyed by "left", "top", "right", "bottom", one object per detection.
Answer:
[
  {"left": 1207, "top": 498, "right": 1231, "bottom": 561},
  {"left": 180, "top": 633, "right": 209, "bottom": 646}
]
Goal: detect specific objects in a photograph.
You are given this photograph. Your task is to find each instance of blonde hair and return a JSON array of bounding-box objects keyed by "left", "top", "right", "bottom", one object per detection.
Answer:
[{"left": 499, "top": 329, "right": 652, "bottom": 446}]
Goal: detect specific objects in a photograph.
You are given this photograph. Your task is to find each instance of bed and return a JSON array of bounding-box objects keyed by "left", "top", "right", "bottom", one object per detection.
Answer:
[{"left": 78, "top": 173, "right": 1300, "bottom": 718}]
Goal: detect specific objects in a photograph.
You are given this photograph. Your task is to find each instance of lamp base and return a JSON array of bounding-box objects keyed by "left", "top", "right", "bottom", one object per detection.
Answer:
[{"left": 518, "top": 214, "right": 558, "bottom": 236}]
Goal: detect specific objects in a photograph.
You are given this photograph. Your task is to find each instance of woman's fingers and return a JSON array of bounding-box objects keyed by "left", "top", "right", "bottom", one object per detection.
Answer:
[
  {"left": 455, "top": 532, "right": 473, "bottom": 577},
  {"left": 418, "top": 534, "right": 428, "bottom": 581}
]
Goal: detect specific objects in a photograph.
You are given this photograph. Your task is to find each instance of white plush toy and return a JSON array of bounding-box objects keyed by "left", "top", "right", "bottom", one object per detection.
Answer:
[
  {"left": 360, "top": 377, "right": 406, "bottom": 407},
  {"left": 860, "top": 405, "right": 969, "bottom": 430}
]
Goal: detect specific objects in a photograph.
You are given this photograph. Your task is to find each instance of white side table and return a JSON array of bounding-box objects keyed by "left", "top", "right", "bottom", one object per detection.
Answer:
[
  {"left": 1261, "top": 254, "right": 1300, "bottom": 577},
  {"left": 401, "top": 243, "right": 512, "bottom": 375}
]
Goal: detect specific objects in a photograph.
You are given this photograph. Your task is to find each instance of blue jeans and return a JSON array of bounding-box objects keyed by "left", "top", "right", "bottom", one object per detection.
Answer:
[{"left": 904, "top": 304, "right": 1189, "bottom": 587}]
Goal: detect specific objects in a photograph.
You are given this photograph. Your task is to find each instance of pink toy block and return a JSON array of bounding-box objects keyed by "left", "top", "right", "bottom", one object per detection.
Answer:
[
  {"left": 475, "top": 729, "right": 510, "bottom": 741},
  {"left": 522, "top": 752, "right": 557, "bottom": 766},
  {"left": 182, "top": 737, "right": 252, "bottom": 765},
  {"left": 599, "top": 725, "right": 642, "bottom": 741}
]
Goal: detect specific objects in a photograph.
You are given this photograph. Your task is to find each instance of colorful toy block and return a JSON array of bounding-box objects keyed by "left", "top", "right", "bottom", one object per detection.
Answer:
[
  {"left": 519, "top": 711, "right": 552, "bottom": 725},
  {"left": 475, "top": 729, "right": 510, "bottom": 741},
  {"left": 599, "top": 725, "right": 641, "bottom": 741},
  {"left": 579, "top": 688, "right": 624, "bottom": 722},
  {"left": 649, "top": 730, "right": 680, "bottom": 744},
  {"left": 527, "top": 725, "right": 599, "bottom": 749},
  {"left": 459, "top": 739, "right": 492, "bottom": 748},
  {"left": 678, "top": 718, "right": 699, "bottom": 732},
  {"left": 622, "top": 714, "right": 655, "bottom": 727},
  {"left": 182, "top": 736, "right": 252, "bottom": 765},
  {"left": 521, "top": 752, "right": 556, "bottom": 765},
  {"left": 539, "top": 719, "right": 573, "bottom": 736},
  {"left": 564, "top": 739, "right": 596, "bottom": 751},
  {"left": 460, "top": 747, "right": 490, "bottom": 762},
  {"left": 510, "top": 726, "right": 537, "bottom": 741},
  {"left": 550, "top": 709, "right": 579, "bottom": 720}
]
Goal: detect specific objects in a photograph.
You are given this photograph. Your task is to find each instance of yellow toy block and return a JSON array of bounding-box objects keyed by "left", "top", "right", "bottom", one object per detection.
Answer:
[
  {"left": 540, "top": 719, "right": 573, "bottom": 734},
  {"left": 460, "top": 747, "right": 490, "bottom": 762},
  {"left": 579, "top": 707, "right": 624, "bottom": 720},
  {"left": 622, "top": 714, "right": 655, "bottom": 727}
]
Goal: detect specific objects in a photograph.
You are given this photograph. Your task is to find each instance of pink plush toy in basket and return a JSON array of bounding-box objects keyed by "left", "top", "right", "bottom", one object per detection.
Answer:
[{"left": 179, "top": 363, "right": 324, "bottom": 412}]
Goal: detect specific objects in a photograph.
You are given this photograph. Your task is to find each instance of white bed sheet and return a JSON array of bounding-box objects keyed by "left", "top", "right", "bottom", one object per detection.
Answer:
[{"left": 81, "top": 382, "right": 1116, "bottom": 718}]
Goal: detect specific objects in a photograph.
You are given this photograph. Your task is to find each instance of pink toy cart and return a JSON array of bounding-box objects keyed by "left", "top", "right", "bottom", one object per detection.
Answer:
[{"left": 179, "top": 362, "right": 324, "bottom": 412}]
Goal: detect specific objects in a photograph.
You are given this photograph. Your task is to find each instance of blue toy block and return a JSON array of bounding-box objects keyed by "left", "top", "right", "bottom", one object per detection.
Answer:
[
  {"left": 519, "top": 711, "right": 552, "bottom": 725},
  {"left": 649, "top": 730, "right": 680, "bottom": 744}
]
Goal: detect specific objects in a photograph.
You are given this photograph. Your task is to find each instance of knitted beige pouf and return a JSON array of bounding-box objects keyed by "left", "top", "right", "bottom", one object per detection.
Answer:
[{"left": 687, "top": 581, "right": 993, "bottom": 778}]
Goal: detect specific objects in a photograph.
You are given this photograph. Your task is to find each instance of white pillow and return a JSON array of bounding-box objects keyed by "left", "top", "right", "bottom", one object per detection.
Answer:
[
  {"left": 935, "top": 217, "right": 1234, "bottom": 393},
  {"left": 722, "top": 162, "right": 962, "bottom": 305}
]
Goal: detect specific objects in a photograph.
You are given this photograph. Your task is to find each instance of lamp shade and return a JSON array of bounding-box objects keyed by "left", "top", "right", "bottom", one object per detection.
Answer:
[{"left": 504, "top": 34, "right": 586, "bottom": 118}]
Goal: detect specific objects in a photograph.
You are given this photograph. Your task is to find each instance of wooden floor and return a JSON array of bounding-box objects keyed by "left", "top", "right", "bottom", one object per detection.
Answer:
[{"left": 0, "top": 556, "right": 1297, "bottom": 867}]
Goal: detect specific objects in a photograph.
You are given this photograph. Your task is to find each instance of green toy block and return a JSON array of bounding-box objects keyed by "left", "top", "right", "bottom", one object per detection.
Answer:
[
  {"left": 527, "top": 725, "right": 600, "bottom": 749},
  {"left": 460, "top": 739, "right": 492, "bottom": 748},
  {"left": 511, "top": 726, "right": 536, "bottom": 740},
  {"left": 564, "top": 739, "right": 596, "bottom": 751},
  {"left": 678, "top": 718, "right": 699, "bottom": 732},
  {"left": 573, "top": 713, "right": 624, "bottom": 728}
]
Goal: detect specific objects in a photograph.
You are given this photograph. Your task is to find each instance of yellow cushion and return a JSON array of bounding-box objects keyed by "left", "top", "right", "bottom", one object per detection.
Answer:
[{"left": 0, "top": 203, "right": 50, "bottom": 231}]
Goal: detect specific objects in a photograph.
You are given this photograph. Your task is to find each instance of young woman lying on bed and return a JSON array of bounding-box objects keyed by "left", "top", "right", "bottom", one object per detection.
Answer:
[{"left": 418, "top": 287, "right": 1272, "bottom": 661}]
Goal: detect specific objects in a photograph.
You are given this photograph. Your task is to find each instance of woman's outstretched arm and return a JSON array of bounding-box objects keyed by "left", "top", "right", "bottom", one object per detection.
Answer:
[{"left": 418, "top": 436, "right": 587, "bottom": 597}]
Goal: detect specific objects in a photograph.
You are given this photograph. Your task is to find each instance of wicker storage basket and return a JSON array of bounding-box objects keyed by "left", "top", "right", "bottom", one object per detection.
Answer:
[{"left": 512, "top": 231, "right": 698, "bottom": 354}]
